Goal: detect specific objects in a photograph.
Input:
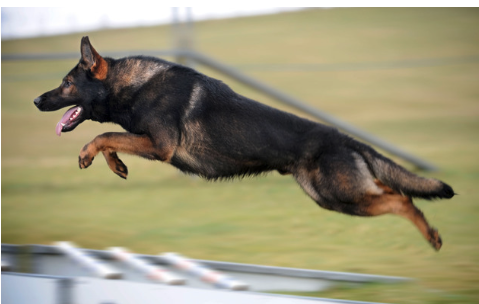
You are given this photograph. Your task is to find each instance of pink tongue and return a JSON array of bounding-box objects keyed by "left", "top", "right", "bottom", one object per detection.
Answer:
[
  {"left": 56, "top": 107, "right": 79, "bottom": 136},
  {"left": 55, "top": 122, "right": 63, "bottom": 137}
]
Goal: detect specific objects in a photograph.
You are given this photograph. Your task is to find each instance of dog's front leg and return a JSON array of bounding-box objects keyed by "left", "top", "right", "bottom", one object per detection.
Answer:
[
  {"left": 101, "top": 151, "right": 128, "bottom": 179},
  {"left": 79, "top": 132, "right": 170, "bottom": 179}
]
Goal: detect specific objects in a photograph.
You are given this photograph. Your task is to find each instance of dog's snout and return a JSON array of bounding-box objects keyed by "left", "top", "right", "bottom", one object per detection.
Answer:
[{"left": 34, "top": 97, "right": 42, "bottom": 106}]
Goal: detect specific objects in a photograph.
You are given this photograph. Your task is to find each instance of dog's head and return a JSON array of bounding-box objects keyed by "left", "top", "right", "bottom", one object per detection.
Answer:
[{"left": 34, "top": 36, "right": 109, "bottom": 136}]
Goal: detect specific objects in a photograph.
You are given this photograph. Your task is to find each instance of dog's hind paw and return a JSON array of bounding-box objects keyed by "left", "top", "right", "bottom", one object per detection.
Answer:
[{"left": 428, "top": 228, "right": 442, "bottom": 251}]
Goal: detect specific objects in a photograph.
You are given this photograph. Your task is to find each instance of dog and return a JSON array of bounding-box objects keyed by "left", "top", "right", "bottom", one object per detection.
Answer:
[{"left": 34, "top": 36, "right": 454, "bottom": 250}]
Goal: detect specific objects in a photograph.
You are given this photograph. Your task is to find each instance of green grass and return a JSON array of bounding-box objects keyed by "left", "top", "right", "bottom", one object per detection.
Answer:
[{"left": 2, "top": 8, "right": 479, "bottom": 304}]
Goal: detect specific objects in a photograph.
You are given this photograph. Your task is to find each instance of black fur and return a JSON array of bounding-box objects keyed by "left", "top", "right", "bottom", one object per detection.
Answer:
[{"left": 34, "top": 36, "right": 455, "bottom": 250}]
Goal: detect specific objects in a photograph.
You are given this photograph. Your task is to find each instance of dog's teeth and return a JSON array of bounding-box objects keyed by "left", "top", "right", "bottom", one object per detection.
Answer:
[{"left": 61, "top": 123, "right": 66, "bottom": 126}]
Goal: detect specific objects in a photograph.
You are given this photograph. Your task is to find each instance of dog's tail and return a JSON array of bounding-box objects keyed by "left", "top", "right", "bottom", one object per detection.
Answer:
[{"left": 353, "top": 142, "right": 455, "bottom": 200}]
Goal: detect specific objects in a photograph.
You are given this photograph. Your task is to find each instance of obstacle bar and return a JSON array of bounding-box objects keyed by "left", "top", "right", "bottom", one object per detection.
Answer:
[
  {"left": 2, "top": 260, "right": 11, "bottom": 271},
  {"left": 108, "top": 247, "right": 185, "bottom": 285},
  {"left": 54, "top": 242, "right": 122, "bottom": 279},
  {"left": 161, "top": 252, "right": 249, "bottom": 290}
]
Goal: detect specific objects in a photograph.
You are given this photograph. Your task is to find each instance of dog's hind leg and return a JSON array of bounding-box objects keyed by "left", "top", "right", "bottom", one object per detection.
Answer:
[
  {"left": 361, "top": 189, "right": 442, "bottom": 251},
  {"left": 293, "top": 152, "right": 442, "bottom": 250},
  {"left": 355, "top": 179, "right": 441, "bottom": 250}
]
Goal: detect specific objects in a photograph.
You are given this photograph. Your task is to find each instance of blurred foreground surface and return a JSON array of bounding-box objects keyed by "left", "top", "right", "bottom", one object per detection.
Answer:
[{"left": 2, "top": 243, "right": 410, "bottom": 303}]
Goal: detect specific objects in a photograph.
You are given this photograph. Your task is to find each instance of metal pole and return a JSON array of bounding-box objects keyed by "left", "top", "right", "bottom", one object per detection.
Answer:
[
  {"left": 57, "top": 278, "right": 74, "bottom": 304},
  {"left": 171, "top": 7, "right": 194, "bottom": 67},
  {"left": 171, "top": 7, "right": 183, "bottom": 64},
  {"left": 184, "top": 50, "right": 438, "bottom": 171},
  {"left": 185, "top": 7, "right": 195, "bottom": 68},
  {"left": 1, "top": 49, "right": 183, "bottom": 61},
  {"left": 1, "top": 45, "right": 438, "bottom": 170}
]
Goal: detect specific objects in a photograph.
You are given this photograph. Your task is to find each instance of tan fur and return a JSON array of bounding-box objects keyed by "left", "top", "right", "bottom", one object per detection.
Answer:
[
  {"left": 293, "top": 168, "right": 322, "bottom": 202},
  {"left": 352, "top": 152, "right": 384, "bottom": 196},
  {"left": 185, "top": 82, "right": 203, "bottom": 117},
  {"left": 370, "top": 156, "right": 443, "bottom": 194},
  {"left": 112, "top": 59, "right": 166, "bottom": 94},
  {"left": 362, "top": 180, "right": 442, "bottom": 250},
  {"left": 89, "top": 43, "right": 108, "bottom": 80},
  {"left": 79, "top": 132, "right": 176, "bottom": 173},
  {"left": 91, "top": 56, "right": 108, "bottom": 80}
]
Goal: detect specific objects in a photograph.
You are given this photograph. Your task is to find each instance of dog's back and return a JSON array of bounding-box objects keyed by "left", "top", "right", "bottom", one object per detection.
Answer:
[{"left": 171, "top": 73, "right": 321, "bottom": 179}]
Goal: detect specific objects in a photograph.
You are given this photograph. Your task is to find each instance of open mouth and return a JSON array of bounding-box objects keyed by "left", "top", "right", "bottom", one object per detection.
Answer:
[{"left": 55, "top": 106, "right": 83, "bottom": 136}]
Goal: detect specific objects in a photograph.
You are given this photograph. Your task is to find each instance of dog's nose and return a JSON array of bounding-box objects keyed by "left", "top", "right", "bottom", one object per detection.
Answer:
[{"left": 34, "top": 97, "right": 42, "bottom": 106}]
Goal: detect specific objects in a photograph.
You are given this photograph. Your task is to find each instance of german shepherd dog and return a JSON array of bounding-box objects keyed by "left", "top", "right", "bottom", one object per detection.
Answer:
[{"left": 35, "top": 37, "right": 454, "bottom": 250}]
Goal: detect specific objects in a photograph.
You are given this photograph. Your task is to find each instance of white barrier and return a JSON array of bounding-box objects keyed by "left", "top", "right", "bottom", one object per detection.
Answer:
[
  {"left": 54, "top": 242, "right": 122, "bottom": 279},
  {"left": 1, "top": 260, "right": 11, "bottom": 271},
  {"left": 161, "top": 252, "right": 249, "bottom": 290},
  {"left": 108, "top": 247, "right": 185, "bottom": 285}
]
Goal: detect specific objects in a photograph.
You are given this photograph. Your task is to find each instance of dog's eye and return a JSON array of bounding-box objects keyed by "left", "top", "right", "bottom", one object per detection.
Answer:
[{"left": 64, "top": 81, "right": 72, "bottom": 88}]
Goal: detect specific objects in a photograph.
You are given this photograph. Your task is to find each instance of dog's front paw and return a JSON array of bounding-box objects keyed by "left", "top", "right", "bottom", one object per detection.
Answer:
[
  {"left": 113, "top": 159, "right": 128, "bottom": 179},
  {"left": 79, "top": 154, "right": 94, "bottom": 169},
  {"left": 103, "top": 151, "right": 128, "bottom": 179},
  {"left": 79, "top": 144, "right": 96, "bottom": 169}
]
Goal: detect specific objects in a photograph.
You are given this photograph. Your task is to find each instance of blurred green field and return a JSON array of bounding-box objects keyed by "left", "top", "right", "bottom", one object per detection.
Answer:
[{"left": 2, "top": 8, "right": 479, "bottom": 303}]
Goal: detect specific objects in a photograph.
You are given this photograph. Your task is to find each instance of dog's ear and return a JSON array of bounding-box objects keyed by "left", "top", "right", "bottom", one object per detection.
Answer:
[{"left": 80, "top": 36, "right": 108, "bottom": 80}]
